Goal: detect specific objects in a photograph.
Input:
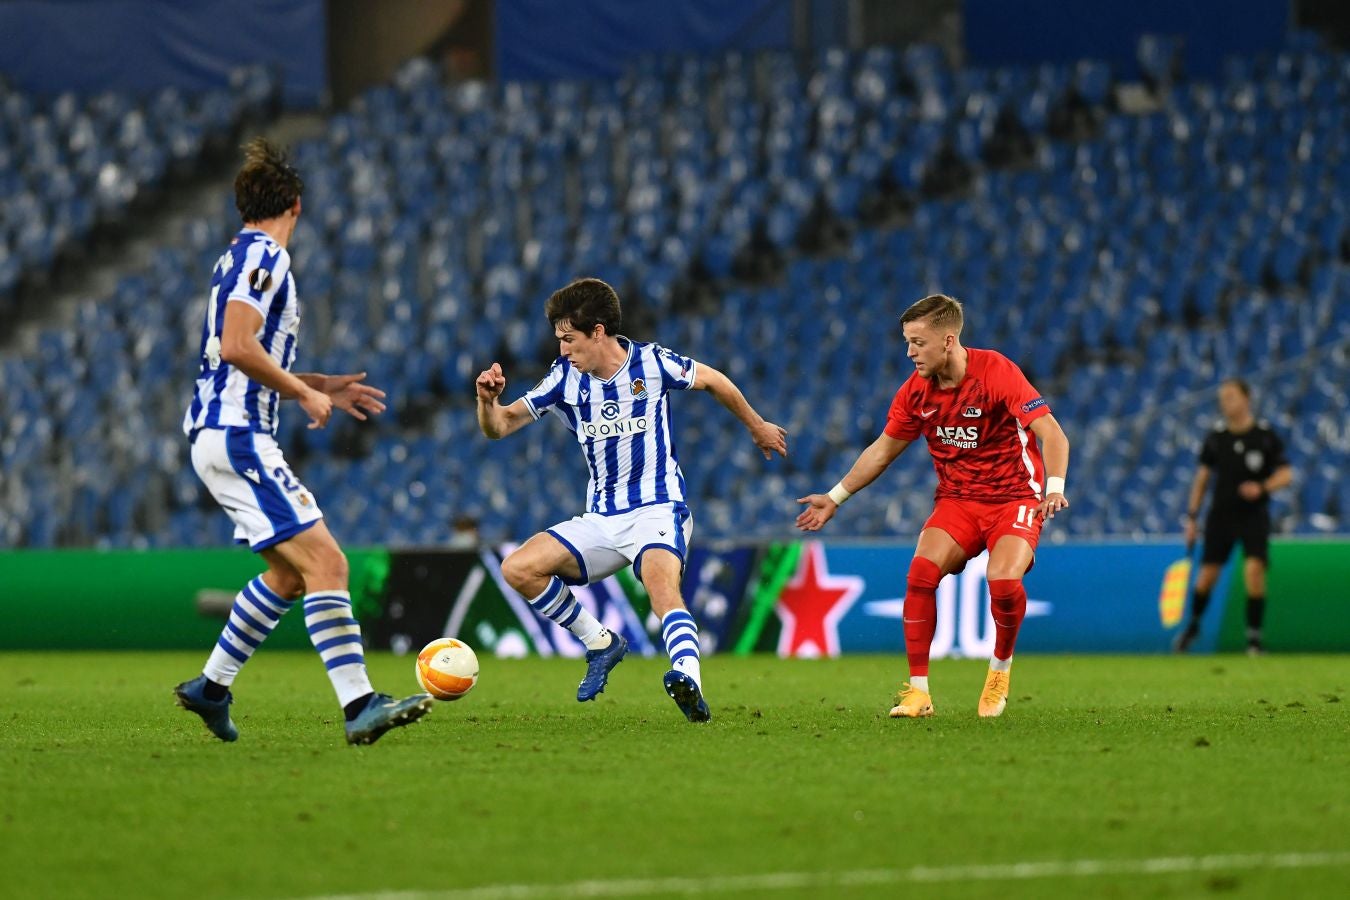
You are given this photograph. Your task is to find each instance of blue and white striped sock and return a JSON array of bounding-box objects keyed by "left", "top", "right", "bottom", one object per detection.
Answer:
[
  {"left": 303, "top": 590, "right": 375, "bottom": 707},
  {"left": 662, "top": 609, "right": 701, "bottom": 688},
  {"left": 203, "top": 575, "right": 296, "bottom": 686},
  {"left": 528, "top": 576, "right": 609, "bottom": 650}
]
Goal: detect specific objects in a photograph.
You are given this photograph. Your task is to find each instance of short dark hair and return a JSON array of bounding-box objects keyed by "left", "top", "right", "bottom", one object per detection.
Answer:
[
  {"left": 900, "top": 294, "right": 964, "bottom": 333},
  {"left": 1221, "top": 377, "right": 1251, "bottom": 398},
  {"left": 545, "top": 278, "right": 622, "bottom": 336},
  {"left": 234, "top": 137, "right": 303, "bottom": 223}
]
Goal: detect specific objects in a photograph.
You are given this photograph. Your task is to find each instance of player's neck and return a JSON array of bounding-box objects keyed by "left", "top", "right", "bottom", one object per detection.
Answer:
[
  {"left": 1227, "top": 413, "right": 1255, "bottom": 433},
  {"left": 935, "top": 345, "right": 968, "bottom": 389},
  {"left": 590, "top": 338, "right": 629, "bottom": 381},
  {"left": 243, "top": 217, "right": 294, "bottom": 248}
]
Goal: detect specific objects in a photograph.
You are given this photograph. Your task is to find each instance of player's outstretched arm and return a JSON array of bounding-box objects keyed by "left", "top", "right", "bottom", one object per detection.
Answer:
[
  {"left": 475, "top": 362, "right": 533, "bottom": 439},
  {"left": 220, "top": 299, "right": 332, "bottom": 429},
  {"left": 296, "top": 373, "right": 387, "bottom": 421},
  {"left": 796, "top": 433, "right": 910, "bottom": 532},
  {"left": 692, "top": 364, "right": 787, "bottom": 459},
  {"left": 1030, "top": 413, "right": 1070, "bottom": 520}
]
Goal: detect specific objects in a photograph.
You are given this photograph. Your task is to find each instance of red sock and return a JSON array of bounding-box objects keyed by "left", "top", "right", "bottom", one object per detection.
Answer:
[
  {"left": 903, "top": 557, "right": 941, "bottom": 677},
  {"left": 988, "top": 578, "right": 1027, "bottom": 662}
]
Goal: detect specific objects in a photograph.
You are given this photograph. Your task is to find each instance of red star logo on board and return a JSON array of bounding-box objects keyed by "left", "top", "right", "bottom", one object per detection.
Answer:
[{"left": 775, "top": 541, "right": 864, "bottom": 658}]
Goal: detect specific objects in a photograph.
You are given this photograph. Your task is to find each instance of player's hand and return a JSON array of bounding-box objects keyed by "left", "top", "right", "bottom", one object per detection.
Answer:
[
  {"left": 475, "top": 363, "right": 506, "bottom": 402},
  {"left": 1038, "top": 492, "right": 1069, "bottom": 520},
  {"left": 752, "top": 420, "right": 788, "bottom": 459},
  {"left": 299, "top": 387, "right": 333, "bottom": 430},
  {"left": 323, "top": 372, "right": 387, "bottom": 421},
  {"left": 1238, "top": 480, "right": 1264, "bottom": 501},
  {"left": 795, "top": 494, "right": 838, "bottom": 532}
]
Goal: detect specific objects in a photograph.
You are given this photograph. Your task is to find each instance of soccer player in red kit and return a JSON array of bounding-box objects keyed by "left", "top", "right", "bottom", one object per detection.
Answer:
[{"left": 797, "top": 294, "right": 1070, "bottom": 718}]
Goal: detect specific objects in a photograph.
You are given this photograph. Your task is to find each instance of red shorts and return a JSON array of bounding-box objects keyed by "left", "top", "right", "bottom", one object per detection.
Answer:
[{"left": 922, "top": 497, "right": 1043, "bottom": 570}]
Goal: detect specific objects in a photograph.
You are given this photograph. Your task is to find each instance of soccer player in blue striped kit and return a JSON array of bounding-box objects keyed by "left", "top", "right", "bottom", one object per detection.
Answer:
[
  {"left": 476, "top": 278, "right": 787, "bottom": 721},
  {"left": 174, "top": 138, "right": 433, "bottom": 744}
]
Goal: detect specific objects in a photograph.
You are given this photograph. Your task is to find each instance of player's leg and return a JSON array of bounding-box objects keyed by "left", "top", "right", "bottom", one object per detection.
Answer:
[
  {"left": 890, "top": 522, "right": 968, "bottom": 719},
  {"left": 980, "top": 533, "right": 1038, "bottom": 718},
  {"left": 1241, "top": 520, "right": 1271, "bottom": 655},
  {"left": 1175, "top": 520, "right": 1233, "bottom": 652},
  {"left": 176, "top": 554, "right": 304, "bottom": 741},
  {"left": 501, "top": 530, "right": 610, "bottom": 647},
  {"left": 271, "top": 520, "right": 432, "bottom": 744},
  {"left": 500, "top": 526, "right": 626, "bottom": 700},
  {"left": 639, "top": 548, "right": 711, "bottom": 722},
  {"left": 175, "top": 430, "right": 313, "bottom": 740}
]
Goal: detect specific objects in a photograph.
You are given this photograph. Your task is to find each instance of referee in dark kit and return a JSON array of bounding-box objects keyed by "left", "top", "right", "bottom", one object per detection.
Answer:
[{"left": 1176, "top": 378, "right": 1293, "bottom": 655}]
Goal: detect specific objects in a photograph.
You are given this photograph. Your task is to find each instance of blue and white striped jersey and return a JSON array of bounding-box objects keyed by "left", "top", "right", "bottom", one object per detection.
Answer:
[
  {"left": 523, "top": 338, "right": 698, "bottom": 514},
  {"left": 183, "top": 228, "right": 299, "bottom": 438}
]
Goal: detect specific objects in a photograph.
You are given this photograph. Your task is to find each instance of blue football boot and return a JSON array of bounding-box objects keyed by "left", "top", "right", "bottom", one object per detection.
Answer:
[
  {"left": 663, "top": 670, "right": 711, "bottom": 723},
  {"left": 174, "top": 675, "right": 239, "bottom": 742},
  {"left": 577, "top": 632, "right": 628, "bottom": 702},
  {"left": 344, "top": 692, "right": 434, "bottom": 745}
]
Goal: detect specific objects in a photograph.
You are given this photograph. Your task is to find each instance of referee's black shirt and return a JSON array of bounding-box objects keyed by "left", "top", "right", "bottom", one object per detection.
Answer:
[{"left": 1198, "top": 421, "right": 1289, "bottom": 518}]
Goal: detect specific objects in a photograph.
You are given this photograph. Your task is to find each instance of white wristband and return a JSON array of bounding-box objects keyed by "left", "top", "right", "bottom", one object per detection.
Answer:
[
  {"left": 1045, "top": 476, "right": 1066, "bottom": 497},
  {"left": 827, "top": 482, "right": 852, "bottom": 505}
]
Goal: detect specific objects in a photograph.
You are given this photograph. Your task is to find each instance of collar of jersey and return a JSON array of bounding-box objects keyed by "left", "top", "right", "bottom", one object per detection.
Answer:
[{"left": 587, "top": 336, "right": 635, "bottom": 385}]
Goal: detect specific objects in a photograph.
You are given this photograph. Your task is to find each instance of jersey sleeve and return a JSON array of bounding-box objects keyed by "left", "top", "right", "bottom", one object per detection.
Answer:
[
  {"left": 521, "top": 360, "right": 568, "bottom": 420},
  {"left": 1267, "top": 428, "right": 1290, "bottom": 470},
  {"left": 652, "top": 344, "right": 698, "bottom": 391},
  {"left": 994, "top": 355, "right": 1051, "bottom": 427},
  {"left": 884, "top": 385, "right": 921, "bottom": 440},
  {"left": 225, "top": 240, "right": 291, "bottom": 318},
  {"left": 1198, "top": 431, "right": 1220, "bottom": 467}
]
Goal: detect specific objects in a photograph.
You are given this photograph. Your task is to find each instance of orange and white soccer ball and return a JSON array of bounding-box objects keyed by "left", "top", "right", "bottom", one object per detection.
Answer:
[{"left": 415, "top": 638, "right": 479, "bottom": 701}]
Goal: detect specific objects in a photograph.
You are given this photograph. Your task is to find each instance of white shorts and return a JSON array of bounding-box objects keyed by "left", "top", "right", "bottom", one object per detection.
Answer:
[
  {"left": 547, "top": 501, "right": 693, "bottom": 585},
  {"left": 190, "top": 426, "right": 323, "bottom": 551}
]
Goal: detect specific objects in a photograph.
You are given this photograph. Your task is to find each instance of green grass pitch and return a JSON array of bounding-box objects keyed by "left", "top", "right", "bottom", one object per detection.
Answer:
[{"left": 2, "top": 652, "right": 1348, "bottom": 899}]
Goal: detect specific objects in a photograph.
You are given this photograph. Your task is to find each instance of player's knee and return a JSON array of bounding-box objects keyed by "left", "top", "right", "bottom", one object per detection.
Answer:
[
  {"left": 499, "top": 550, "right": 533, "bottom": 591},
  {"left": 309, "top": 545, "right": 347, "bottom": 586},
  {"left": 907, "top": 556, "right": 942, "bottom": 590},
  {"left": 986, "top": 562, "right": 1025, "bottom": 581}
]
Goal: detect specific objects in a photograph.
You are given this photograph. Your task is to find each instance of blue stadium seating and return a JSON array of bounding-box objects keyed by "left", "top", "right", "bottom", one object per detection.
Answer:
[
  {"left": 0, "top": 66, "right": 276, "bottom": 314},
  {"left": 1, "top": 36, "right": 1348, "bottom": 549}
]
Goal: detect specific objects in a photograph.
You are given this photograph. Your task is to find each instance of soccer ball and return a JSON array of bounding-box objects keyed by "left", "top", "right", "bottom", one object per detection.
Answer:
[{"left": 415, "top": 638, "right": 479, "bottom": 701}]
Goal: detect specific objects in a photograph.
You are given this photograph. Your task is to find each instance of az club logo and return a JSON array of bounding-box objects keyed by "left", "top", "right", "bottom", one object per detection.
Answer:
[
  {"left": 601, "top": 401, "right": 621, "bottom": 421},
  {"left": 963, "top": 407, "right": 982, "bottom": 418}
]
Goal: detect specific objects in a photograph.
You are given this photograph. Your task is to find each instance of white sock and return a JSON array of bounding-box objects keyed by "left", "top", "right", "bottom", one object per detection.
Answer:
[
  {"left": 909, "top": 675, "right": 930, "bottom": 692},
  {"left": 661, "top": 609, "right": 702, "bottom": 689},
  {"left": 302, "top": 590, "right": 374, "bottom": 707},
  {"left": 528, "top": 577, "right": 609, "bottom": 649},
  {"left": 203, "top": 576, "right": 295, "bottom": 686},
  {"left": 989, "top": 656, "right": 1013, "bottom": 673}
]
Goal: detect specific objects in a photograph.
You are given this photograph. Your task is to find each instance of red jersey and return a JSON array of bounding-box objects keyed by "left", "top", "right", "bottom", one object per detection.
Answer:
[{"left": 884, "top": 348, "right": 1051, "bottom": 502}]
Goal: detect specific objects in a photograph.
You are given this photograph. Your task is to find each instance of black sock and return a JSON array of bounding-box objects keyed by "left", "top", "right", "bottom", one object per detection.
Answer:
[
  {"left": 203, "top": 678, "right": 229, "bottom": 702},
  {"left": 1188, "top": 587, "right": 1212, "bottom": 629},
  {"left": 1246, "top": 595, "right": 1266, "bottom": 637},
  {"left": 344, "top": 692, "right": 375, "bottom": 722}
]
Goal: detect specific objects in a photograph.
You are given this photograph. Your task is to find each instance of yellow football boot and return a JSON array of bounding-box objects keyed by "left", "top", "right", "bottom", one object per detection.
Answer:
[
  {"left": 889, "top": 682, "right": 934, "bottom": 718},
  {"left": 978, "top": 668, "right": 1011, "bottom": 718}
]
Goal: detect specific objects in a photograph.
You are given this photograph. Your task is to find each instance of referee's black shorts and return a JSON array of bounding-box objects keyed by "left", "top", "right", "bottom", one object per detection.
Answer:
[{"left": 1201, "top": 512, "right": 1271, "bottom": 565}]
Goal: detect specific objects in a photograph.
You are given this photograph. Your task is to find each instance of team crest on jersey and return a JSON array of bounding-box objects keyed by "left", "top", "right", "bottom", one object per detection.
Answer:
[
  {"left": 962, "top": 406, "right": 983, "bottom": 418},
  {"left": 631, "top": 378, "right": 648, "bottom": 399},
  {"left": 248, "top": 267, "right": 273, "bottom": 292}
]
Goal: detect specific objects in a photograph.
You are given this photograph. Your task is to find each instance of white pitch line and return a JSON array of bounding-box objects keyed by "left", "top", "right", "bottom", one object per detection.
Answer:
[{"left": 306, "top": 850, "right": 1350, "bottom": 900}]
